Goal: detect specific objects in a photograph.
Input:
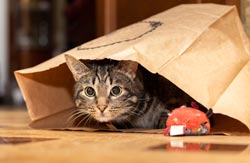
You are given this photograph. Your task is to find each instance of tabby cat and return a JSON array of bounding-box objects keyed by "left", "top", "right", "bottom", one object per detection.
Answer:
[{"left": 65, "top": 54, "right": 170, "bottom": 129}]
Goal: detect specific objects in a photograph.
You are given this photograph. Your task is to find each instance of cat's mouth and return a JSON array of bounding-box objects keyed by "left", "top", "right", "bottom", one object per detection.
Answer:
[{"left": 94, "top": 113, "right": 112, "bottom": 122}]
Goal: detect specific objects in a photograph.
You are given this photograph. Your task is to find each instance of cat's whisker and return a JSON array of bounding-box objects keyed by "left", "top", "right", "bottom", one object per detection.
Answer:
[
  {"left": 66, "top": 110, "right": 83, "bottom": 127},
  {"left": 67, "top": 109, "right": 88, "bottom": 122},
  {"left": 66, "top": 109, "right": 81, "bottom": 119},
  {"left": 81, "top": 115, "right": 91, "bottom": 127},
  {"left": 92, "top": 117, "right": 100, "bottom": 127},
  {"left": 67, "top": 117, "right": 80, "bottom": 128},
  {"left": 110, "top": 107, "right": 120, "bottom": 112},
  {"left": 87, "top": 115, "right": 95, "bottom": 127},
  {"left": 82, "top": 114, "right": 93, "bottom": 127},
  {"left": 67, "top": 111, "right": 89, "bottom": 127},
  {"left": 75, "top": 113, "right": 91, "bottom": 127},
  {"left": 67, "top": 110, "right": 83, "bottom": 122}
]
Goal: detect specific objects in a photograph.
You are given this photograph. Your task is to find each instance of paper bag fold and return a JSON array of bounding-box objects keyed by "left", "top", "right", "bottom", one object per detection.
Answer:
[{"left": 15, "top": 4, "right": 250, "bottom": 133}]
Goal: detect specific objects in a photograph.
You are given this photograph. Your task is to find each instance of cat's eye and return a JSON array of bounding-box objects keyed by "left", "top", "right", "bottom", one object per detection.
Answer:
[
  {"left": 110, "top": 86, "right": 122, "bottom": 96},
  {"left": 84, "top": 87, "right": 95, "bottom": 97}
]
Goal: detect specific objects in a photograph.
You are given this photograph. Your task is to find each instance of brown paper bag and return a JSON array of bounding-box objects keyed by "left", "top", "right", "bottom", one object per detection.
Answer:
[{"left": 15, "top": 4, "right": 250, "bottom": 133}]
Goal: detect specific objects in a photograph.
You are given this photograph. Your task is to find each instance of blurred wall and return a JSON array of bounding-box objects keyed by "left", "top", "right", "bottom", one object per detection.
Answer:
[
  {"left": 241, "top": 0, "right": 250, "bottom": 37},
  {"left": 0, "top": 0, "right": 8, "bottom": 97}
]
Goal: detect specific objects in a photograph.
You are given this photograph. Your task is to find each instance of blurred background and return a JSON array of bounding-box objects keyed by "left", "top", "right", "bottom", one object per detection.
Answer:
[{"left": 0, "top": 0, "right": 247, "bottom": 107}]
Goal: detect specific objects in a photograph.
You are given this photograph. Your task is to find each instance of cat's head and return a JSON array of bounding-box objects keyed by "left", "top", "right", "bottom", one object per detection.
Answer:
[{"left": 65, "top": 55, "right": 143, "bottom": 123}]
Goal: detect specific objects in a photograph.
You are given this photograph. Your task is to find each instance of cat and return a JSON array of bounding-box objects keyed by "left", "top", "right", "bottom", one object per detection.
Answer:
[{"left": 65, "top": 54, "right": 170, "bottom": 129}]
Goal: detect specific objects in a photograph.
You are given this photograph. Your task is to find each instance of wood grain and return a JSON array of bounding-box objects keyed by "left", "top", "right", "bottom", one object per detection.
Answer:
[{"left": 0, "top": 108, "right": 250, "bottom": 163}]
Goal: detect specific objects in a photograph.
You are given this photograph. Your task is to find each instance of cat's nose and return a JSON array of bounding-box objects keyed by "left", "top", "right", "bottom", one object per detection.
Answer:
[{"left": 97, "top": 105, "right": 107, "bottom": 112}]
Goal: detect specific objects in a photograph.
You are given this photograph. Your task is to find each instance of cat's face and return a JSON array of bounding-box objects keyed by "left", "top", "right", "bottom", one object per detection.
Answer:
[{"left": 65, "top": 55, "right": 143, "bottom": 123}]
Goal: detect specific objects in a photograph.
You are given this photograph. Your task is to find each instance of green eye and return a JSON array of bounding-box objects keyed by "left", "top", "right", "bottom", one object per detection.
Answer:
[
  {"left": 110, "top": 86, "right": 122, "bottom": 96},
  {"left": 84, "top": 87, "right": 95, "bottom": 97}
]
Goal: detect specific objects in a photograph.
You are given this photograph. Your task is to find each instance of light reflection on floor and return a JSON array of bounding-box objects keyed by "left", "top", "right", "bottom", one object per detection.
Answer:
[{"left": 149, "top": 141, "right": 249, "bottom": 152}]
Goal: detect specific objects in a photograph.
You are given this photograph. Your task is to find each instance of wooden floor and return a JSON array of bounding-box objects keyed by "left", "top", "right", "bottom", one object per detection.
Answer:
[{"left": 1, "top": 107, "right": 250, "bottom": 163}]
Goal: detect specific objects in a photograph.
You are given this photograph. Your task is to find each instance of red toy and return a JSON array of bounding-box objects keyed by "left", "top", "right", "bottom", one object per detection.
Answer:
[{"left": 163, "top": 106, "right": 211, "bottom": 136}]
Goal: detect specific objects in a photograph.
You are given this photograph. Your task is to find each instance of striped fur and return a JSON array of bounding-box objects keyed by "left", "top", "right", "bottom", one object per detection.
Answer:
[{"left": 65, "top": 56, "right": 170, "bottom": 129}]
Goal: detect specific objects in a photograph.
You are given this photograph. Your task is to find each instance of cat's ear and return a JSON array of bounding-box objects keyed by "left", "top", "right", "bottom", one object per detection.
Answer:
[
  {"left": 118, "top": 60, "right": 138, "bottom": 76},
  {"left": 64, "top": 54, "right": 89, "bottom": 81}
]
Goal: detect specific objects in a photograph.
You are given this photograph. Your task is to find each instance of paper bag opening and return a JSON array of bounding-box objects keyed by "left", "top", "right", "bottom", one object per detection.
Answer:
[{"left": 17, "top": 59, "right": 199, "bottom": 127}]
